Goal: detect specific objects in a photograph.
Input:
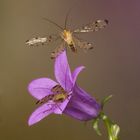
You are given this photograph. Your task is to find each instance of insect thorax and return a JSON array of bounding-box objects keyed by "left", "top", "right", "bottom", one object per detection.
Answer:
[
  {"left": 51, "top": 84, "right": 69, "bottom": 102},
  {"left": 53, "top": 92, "right": 68, "bottom": 103},
  {"left": 61, "top": 30, "right": 74, "bottom": 45}
]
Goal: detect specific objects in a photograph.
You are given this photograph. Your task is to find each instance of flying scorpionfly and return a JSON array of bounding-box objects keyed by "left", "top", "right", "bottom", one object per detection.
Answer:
[{"left": 26, "top": 12, "right": 108, "bottom": 59}]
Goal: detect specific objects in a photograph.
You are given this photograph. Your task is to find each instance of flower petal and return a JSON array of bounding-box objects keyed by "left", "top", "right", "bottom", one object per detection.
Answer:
[
  {"left": 28, "top": 103, "right": 55, "bottom": 126},
  {"left": 55, "top": 51, "right": 73, "bottom": 91},
  {"left": 28, "top": 78, "right": 58, "bottom": 100},
  {"left": 64, "top": 84, "right": 100, "bottom": 121},
  {"left": 72, "top": 66, "right": 85, "bottom": 85},
  {"left": 64, "top": 107, "right": 93, "bottom": 120}
]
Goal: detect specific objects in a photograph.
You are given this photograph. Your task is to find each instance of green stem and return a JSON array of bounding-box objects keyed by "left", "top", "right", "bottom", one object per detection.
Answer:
[{"left": 92, "top": 95, "right": 120, "bottom": 140}]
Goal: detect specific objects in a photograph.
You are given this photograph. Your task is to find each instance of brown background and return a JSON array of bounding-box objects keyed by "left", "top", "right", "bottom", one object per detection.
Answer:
[{"left": 0, "top": 0, "right": 140, "bottom": 140}]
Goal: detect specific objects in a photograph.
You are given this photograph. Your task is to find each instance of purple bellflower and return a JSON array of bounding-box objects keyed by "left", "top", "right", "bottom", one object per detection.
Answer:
[{"left": 28, "top": 51, "right": 100, "bottom": 126}]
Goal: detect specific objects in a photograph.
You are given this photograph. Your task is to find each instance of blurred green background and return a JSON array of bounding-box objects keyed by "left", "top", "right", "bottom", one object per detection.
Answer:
[{"left": 0, "top": 0, "right": 140, "bottom": 139}]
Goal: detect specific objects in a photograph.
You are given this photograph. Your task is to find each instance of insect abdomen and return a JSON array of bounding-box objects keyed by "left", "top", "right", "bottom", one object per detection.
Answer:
[
  {"left": 69, "top": 43, "right": 77, "bottom": 53},
  {"left": 53, "top": 93, "right": 67, "bottom": 102}
]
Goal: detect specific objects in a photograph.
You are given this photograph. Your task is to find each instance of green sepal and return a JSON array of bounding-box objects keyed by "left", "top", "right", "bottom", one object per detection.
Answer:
[
  {"left": 101, "top": 95, "right": 113, "bottom": 109},
  {"left": 92, "top": 117, "right": 102, "bottom": 136}
]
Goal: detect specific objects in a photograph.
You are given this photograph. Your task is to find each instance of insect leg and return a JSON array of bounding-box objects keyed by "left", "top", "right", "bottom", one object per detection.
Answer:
[
  {"left": 51, "top": 41, "right": 65, "bottom": 59},
  {"left": 55, "top": 103, "right": 63, "bottom": 112}
]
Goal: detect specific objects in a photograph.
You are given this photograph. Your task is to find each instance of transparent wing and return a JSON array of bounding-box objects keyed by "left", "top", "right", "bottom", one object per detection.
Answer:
[
  {"left": 25, "top": 34, "right": 59, "bottom": 46},
  {"left": 74, "top": 19, "right": 108, "bottom": 33},
  {"left": 73, "top": 36, "right": 94, "bottom": 51},
  {"left": 51, "top": 42, "right": 66, "bottom": 59}
]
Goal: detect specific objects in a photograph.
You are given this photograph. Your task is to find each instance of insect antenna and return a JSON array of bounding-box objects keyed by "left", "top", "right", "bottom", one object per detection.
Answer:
[
  {"left": 42, "top": 17, "right": 64, "bottom": 31},
  {"left": 64, "top": 8, "right": 72, "bottom": 29}
]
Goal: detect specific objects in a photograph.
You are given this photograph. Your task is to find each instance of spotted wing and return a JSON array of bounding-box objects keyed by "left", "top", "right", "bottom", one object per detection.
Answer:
[
  {"left": 25, "top": 34, "right": 59, "bottom": 46},
  {"left": 51, "top": 85, "right": 63, "bottom": 93},
  {"left": 73, "top": 36, "right": 94, "bottom": 51},
  {"left": 74, "top": 19, "right": 108, "bottom": 33},
  {"left": 36, "top": 95, "right": 54, "bottom": 105},
  {"left": 51, "top": 43, "right": 65, "bottom": 59}
]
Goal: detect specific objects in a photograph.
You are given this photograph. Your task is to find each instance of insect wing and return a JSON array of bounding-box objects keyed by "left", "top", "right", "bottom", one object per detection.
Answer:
[
  {"left": 51, "top": 85, "right": 63, "bottom": 93},
  {"left": 26, "top": 34, "right": 58, "bottom": 46},
  {"left": 74, "top": 19, "right": 108, "bottom": 33},
  {"left": 73, "top": 36, "right": 94, "bottom": 51},
  {"left": 51, "top": 42, "right": 65, "bottom": 59},
  {"left": 36, "top": 95, "right": 54, "bottom": 105}
]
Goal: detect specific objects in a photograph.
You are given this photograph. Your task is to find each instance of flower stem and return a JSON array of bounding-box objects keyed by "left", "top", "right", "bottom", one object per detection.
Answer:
[
  {"left": 92, "top": 95, "right": 120, "bottom": 140},
  {"left": 101, "top": 112, "right": 120, "bottom": 140}
]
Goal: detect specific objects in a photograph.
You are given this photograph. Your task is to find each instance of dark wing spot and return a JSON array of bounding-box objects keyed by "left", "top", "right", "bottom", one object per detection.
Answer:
[{"left": 104, "top": 19, "right": 109, "bottom": 24}]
